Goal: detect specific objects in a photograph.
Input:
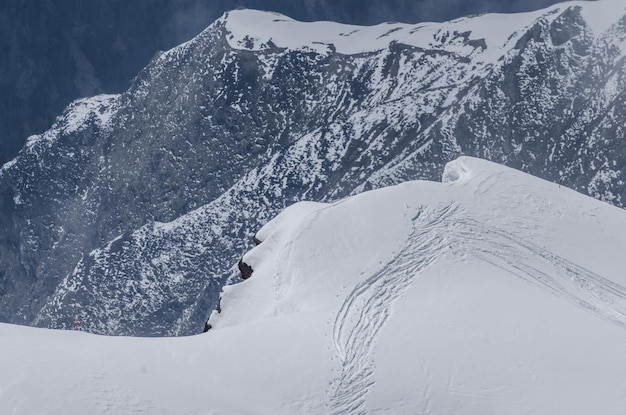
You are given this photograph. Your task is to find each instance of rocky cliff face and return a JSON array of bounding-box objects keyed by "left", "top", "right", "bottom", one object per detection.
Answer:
[
  {"left": 0, "top": 0, "right": 223, "bottom": 164},
  {"left": 0, "top": 0, "right": 566, "bottom": 166},
  {"left": 1, "top": 2, "right": 625, "bottom": 335}
]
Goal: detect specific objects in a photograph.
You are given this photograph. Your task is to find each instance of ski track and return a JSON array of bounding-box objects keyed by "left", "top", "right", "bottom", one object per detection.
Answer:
[
  {"left": 327, "top": 202, "right": 626, "bottom": 414},
  {"left": 450, "top": 218, "right": 626, "bottom": 328},
  {"left": 328, "top": 204, "right": 458, "bottom": 415},
  {"left": 274, "top": 208, "right": 325, "bottom": 302}
]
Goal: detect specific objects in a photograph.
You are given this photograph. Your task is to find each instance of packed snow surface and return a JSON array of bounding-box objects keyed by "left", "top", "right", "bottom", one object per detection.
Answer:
[{"left": 3, "top": 157, "right": 626, "bottom": 414}]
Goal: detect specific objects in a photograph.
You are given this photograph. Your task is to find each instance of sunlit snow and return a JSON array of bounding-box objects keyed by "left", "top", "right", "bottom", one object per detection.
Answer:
[
  {"left": 223, "top": 0, "right": 626, "bottom": 63},
  {"left": 2, "top": 157, "right": 626, "bottom": 414}
]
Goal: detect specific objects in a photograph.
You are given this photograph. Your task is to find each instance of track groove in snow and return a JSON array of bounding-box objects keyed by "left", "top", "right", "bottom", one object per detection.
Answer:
[
  {"left": 328, "top": 198, "right": 626, "bottom": 413},
  {"left": 448, "top": 218, "right": 626, "bottom": 329},
  {"left": 328, "top": 204, "right": 458, "bottom": 414}
]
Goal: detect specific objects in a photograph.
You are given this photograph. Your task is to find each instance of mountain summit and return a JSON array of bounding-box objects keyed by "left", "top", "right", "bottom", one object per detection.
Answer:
[
  {"left": 2, "top": 156, "right": 626, "bottom": 414},
  {"left": 0, "top": 1, "right": 625, "bottom": 335}
]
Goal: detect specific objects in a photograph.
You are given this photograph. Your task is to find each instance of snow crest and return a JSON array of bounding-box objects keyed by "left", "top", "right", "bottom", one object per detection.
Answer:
[{"left": 3, "top": 157, "right": 626, "bottom": 414}]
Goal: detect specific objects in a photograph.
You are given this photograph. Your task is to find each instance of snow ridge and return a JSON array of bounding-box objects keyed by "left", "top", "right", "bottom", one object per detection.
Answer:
[
  {"left": 3, "top": 157, "right": 626, "bottom": 414},
  {"left": 222, "top": 2, "right": 625, "bottom": 61}
]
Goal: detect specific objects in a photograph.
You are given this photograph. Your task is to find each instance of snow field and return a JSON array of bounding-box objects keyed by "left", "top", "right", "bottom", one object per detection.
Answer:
[{"left": 3, "top": 156, "right": 626, "bottom": 414}]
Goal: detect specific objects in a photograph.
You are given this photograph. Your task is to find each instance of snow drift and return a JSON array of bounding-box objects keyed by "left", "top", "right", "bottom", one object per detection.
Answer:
[{"left": 2, "top": 157, "right": 626, "bottom": 414}]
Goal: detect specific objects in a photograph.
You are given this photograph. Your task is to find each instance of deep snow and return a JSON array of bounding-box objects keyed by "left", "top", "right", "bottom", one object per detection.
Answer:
[{"left": 2, "top": 156, "right": 626, "bottom": 414}]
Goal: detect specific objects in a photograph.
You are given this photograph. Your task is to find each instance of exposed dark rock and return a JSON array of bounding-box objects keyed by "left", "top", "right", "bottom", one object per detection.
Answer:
[{"left": 238, "top": 260, "right": 254, "bottom": 281}]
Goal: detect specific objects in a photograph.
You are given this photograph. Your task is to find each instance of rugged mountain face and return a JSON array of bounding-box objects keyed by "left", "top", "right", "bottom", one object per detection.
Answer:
[
  {"left": 0, "top": 0, "right": 567, "bottom": 166},
  {"left": 0, "top": 0, "right": 224, "bottom": 164},
  {"left": 1, "top": 1, "right": 625, "bottom": 335}
]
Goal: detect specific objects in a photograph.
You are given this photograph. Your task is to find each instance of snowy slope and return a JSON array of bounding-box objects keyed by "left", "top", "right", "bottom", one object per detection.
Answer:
[
  {"left": 1, "top": 0, "right": 626, "bottom": 336},
  {"left": 3, "top": 157, "right": 626, "bottom": 414}
]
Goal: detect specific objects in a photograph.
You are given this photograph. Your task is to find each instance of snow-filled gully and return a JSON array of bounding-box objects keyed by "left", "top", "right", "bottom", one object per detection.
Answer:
[{"left": 327, "top": 201, "right": 626, "bottom": 414}]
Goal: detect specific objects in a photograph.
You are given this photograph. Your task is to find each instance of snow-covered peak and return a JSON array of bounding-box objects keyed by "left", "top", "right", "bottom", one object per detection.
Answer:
[
  {"left": 3, "top": 157, "right": 626, "bottom": 414},
  {"left": 221, "top": 8, "right": 524, "bottom": 60},
  {"left": 221, "top": 1, "right": 626, "bottom": 62},
  {"left": 578, "top": 0, "right": 626, "bottom": 36},
  {"left": 212, "top": 156, "right": 626, "bottom": 334}
]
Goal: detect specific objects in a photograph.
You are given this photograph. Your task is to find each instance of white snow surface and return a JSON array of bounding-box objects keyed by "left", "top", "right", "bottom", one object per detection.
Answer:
[
  {"left": 3, "top": 156, "right": 626, "bottom": 414},
  {"left": 223, "top": 0, "right": 626, "bottom": 62}
]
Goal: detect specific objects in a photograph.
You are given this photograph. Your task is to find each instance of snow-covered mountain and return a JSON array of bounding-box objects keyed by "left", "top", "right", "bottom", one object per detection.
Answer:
[
  {"left": 2, "top": 157, "right": 626, "bottom": 414},
  {"left": 0, "top": 0, "right": 567, "bottom": 166},
  {"left": 0, "top": 0, "right": 216, "bottom": 164},
  {"left": 1, "top": 0, "right": 625, "bottom": 335}
]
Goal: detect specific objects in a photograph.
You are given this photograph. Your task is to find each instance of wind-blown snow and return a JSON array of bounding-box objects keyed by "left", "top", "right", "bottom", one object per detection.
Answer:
[{"left": 2, "top": 157, "right": 626, "bottom": 414}]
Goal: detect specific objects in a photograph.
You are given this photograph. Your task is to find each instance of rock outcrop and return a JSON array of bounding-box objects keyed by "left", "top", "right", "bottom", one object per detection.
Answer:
[{"left": 238, "top": 260, "right": 254, "bottom": 281}]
